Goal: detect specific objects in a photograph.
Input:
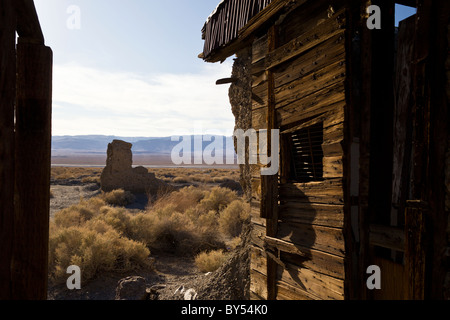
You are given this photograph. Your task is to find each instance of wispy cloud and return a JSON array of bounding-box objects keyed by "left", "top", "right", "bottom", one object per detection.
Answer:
[{"left": 52, "top": 61, "right": 235, "bottom": 137}]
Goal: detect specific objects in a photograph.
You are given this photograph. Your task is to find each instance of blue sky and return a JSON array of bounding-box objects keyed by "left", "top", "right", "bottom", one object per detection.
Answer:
[
  {"left": 35, "top": 0, "right": 234, "bottom": 137},
  {"left": 33, "top": 1, "right": 416, "bottom": 137}
]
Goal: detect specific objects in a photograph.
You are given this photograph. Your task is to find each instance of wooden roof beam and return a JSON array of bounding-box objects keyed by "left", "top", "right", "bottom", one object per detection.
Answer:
[
  {"left": 14, "top": 0, "right": 44, "bottom": 45},
  {"left": 202, "top": 0, "right": 307, "bottom": 63}
]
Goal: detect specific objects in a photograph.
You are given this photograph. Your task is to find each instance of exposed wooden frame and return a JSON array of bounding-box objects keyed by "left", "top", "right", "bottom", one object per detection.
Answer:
[
  {"left": 14, "top": 0, "right": 44, "bottom": 44},
  {"left": 203, "top": 0, "right": 308, "bottom": 63},
  {"left": 0, "top": 0, "right": 52, "bottom": 300},
  {"left": 0, "top": 0, "right": 18, "bottom": 300}
]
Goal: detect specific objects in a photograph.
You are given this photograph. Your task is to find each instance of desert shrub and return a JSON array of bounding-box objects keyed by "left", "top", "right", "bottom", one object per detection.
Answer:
[
  {"left": 48, "top": 225, "right": 150, "bottom": 284},
  {"left": 97, "top": 206, "right": 131, "bottom": 235},
  {"left": 199, "top": 187, "right": 238, "bottom": 213},
  {"left": 101, "top": 189, "right": 136, "bottom": 206},
  {"left": 194, "top": 250, "right": 228, "bottom": 273},
  {"left": 81, "top": 176, "right": 101, "bottom": 184},
  {"left": 212, "top": 176, "right": 230, "bottom": 184},
  {"left": 49, "top": 181, "right": 249, "bottom": 284},
  {"left": 173, "top": 176, "right": 189, "bottom": 183},
  {"left": 49, "top": 196, "right": 150, "bottom": 284},
  {"left": 151, "top": 186, "right": 205, "bottom": 213},
  {"left": 127, "top": 212, "right": 158, "bottom": 245},
  {"left": 218, "top": 200, "right": 250, "bottom": 238},
  {"left": 226, "top": 236, "right": 243, "bottom": 251},
  {"left": 53, "top": 198, "right": 106, "bottom": 229}
]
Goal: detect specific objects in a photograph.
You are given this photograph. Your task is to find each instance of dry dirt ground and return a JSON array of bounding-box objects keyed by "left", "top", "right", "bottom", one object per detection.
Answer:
[{"left": 48, "top": 169, "right": 250, "bottom": 301}]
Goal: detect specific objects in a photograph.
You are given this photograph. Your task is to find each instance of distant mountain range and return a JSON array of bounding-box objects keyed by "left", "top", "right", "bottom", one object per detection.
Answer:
[{"left": 52, "top": 135, "right": 236, "bottom": 156}]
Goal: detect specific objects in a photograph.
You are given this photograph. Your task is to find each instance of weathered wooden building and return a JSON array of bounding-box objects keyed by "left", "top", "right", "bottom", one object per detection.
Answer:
[
  {"left": 0, "top": 0, "right": 52, "bottom": 299},
  {"left": 201, "top": 0, "right": 450, "bottom": 299}
]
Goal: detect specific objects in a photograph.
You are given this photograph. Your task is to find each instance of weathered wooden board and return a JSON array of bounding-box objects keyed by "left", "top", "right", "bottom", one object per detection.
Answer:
[
  {"left": 278, "top": 262, "right": 345, "bottom": 300},
  {"left": 264, "top": 236, "right": 345, "bottom": 279},
  {"left": 277, "top": 222, "right": 345, "bottom": 257},
  {"left": 280, "top": 104, "right": 344, "bottom": 137},
  {"left": 266, "top": 10, "right": 346, "bottom": 70},
  {"left": 0, "top": 0, "right": 17, "bottom": 300},
  {"left": 252, "top": 71, "right": 267, "bottom": 88},
  {"left": 252, "top": 34, "right": 268, "bottom": 64},
  {"left": 274, "top": 59, "right": 346, "bottom": 110},
  {"left": 252, "top": 82, "right": 268, "bottom": 110},
  {"left": 322, "top": 140, "right": 344, "bottom": 157},
  {"left": 252, "top": 106, "right": 268, "bottom": 130},
  {"left": 279, "top": 179, "right": 344, "bottom": 205},
  {"left": 276, "top": 280, "right": 316, "bottom": 300},
  {"left": 251, "top": 203, "right": 267, "bottom": 227},
  {"left": 324, "top": 122, "right": 344, "bottom": 142},
  {"left": 369, "top": 224, "right": 405, "bottom": 252},
  {"left": 250, "top": 269, "right": 268, "bottom": 300},
  {"left": 276, "top": 0, "right": 334, "bottom": 47},
  {"left": 391, "top": 15, "right": 416, "bottom": 224},
  {"left": 323, "top": 156, "right": 344, "bottom": 179},
  {"left": 278, "top": 202, "right": 344, "bottom": 228},
  {"left": 280, "top": 250, "right": 344, "bottom": 280},
  {"left": 251, "top": 58, "right": 266, "bottom": 76},
  {"left": 276, "top": 84, "right": 346, "bottom": 127},
  {"left": 14, "top": 0, "right": 44, "bottom": 44},
  {"left": 252, "top": 223, "right": 266, "bottom": 249},
  {"left": 273, "top": 33, "right": 346, "bottom": 89},
  {"left": 13, "top": 42, "right": 52, "bottom": 300},
  {"left": 372, "top": 257, "right": 407, "bottom": 300},
  {"left": 323, "top": 105, "right": 345, "bottom": 129},
  {"left": 250, "top": 246, "right": 267, "bottom": 276}
]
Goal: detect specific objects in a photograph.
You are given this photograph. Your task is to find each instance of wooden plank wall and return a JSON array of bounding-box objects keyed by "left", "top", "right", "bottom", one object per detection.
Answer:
[
  {"left": 249, "top": 2, "right": 347, "bottom": 300},
  {"left": 0, "top": 0, "right": 17, "bottom": 299},
  {"left": 0, "top": 0, "right": 52, "bottom": 300},
  {"left": 445, "top": 21, "right": 450, "bottom": 301}
]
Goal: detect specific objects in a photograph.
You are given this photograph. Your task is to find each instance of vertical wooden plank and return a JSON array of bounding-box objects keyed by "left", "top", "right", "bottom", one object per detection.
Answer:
[
  {"left": 358, "top": 0, "right": 395, "bottom": 300},
  {"left": 391, "top": 16, "right": 415, "bottom": 227},
  {"left": 12, "top": 41, "right": 53, "bottom": 300},
  {"left": 0, "top": 0, "right": 16, "bottom": 300},
  {"left": 264, "top": 24, "right": 279, "bottom": 301},
  {"left": 368, "top": 0, "right": 395, "bottom": 226},
  {"left": 421, "top": 0, "right": 450, "bottom": 299},
  {"left": 357, "top": 0, "right": 374, "bottom": 300},
  {"left": 404, "top": 200, "right": 428, "bottom": 300},
  {"left": 343, "top": 1, "right": 362, "bottom": 300},
  {"left": 410, "top": 0, "right": 431, "bottom": 202}
]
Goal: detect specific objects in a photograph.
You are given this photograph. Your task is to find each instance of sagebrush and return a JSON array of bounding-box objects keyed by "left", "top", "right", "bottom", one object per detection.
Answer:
[{"left": 49, "top": 186, "right": 250, "bottom": 284}]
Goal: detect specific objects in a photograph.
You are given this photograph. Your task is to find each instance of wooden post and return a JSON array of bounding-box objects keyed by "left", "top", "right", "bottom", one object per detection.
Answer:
[
  {"left": 0, "top": 0, "right": 17, "bottom": 300},
  {"left": 264, "top": 24, "right": 279, "bottom": 301},
  {"left": 410, "top": 0, "right": 450, "bottom": 299},
  {"left": 404, "top": 200, "right": 428, "bottom": 300},
  {"left": 12, "top": 41, "right": 53, "bottom": 300}
]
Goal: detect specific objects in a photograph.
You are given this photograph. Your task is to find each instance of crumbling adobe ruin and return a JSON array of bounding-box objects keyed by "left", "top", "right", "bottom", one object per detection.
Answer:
[{"left": 100, "top": 140, "right": 167, "bottom": 195}]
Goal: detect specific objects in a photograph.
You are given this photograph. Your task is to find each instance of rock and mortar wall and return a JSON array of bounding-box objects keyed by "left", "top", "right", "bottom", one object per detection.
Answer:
[{"left": 229, "top": 48, "right": 253, "bottom": 201}]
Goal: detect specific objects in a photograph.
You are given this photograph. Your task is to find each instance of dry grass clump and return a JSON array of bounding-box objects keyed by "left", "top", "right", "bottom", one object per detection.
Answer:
[
  {"left": 198, "top": 187, "right": 238, "bottom": 213},
  {"left": 146, "top": 186, "right": 249, "bottom": 255},
  {"left": 151, "top": 168, "right": 240, "bottom": 184},
  {"left": 100, "top": 189, "right": 136, "bottom": 206},
  {"left": 151, "top": 185, "right": 205, "bottom": 212},
  {"left": 51, "top": 167, "right": 102, "bottom": 181},
  {"left": 49, "top": 184, "right": 250, "bottom": 284},
  {"left": 218, "top": 200, "right": 251, "bottom": 238},
  {"left": 194, "top": 250, "right": 229, "bottom": 273},
  {"left": 81, "top": 176, "right": 101, "bottom": 184},
  {"left": 49, "top": 198, "right": 150, "bottom": 284}
]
